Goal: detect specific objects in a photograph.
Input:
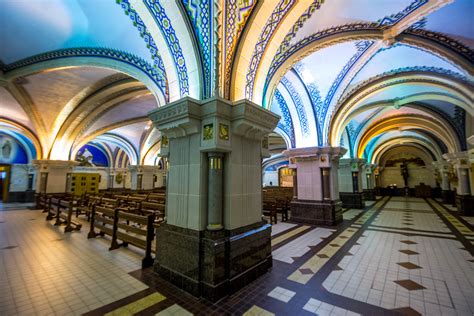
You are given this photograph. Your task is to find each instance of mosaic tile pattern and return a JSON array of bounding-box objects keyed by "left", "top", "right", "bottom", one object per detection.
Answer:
[{"left": 2, "top": 196, "right": 473, "bottom": 315}]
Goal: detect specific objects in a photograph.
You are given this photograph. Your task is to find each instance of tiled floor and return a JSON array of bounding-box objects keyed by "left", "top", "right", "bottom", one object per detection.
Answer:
[{"left": 1, "top": 197, "right": 473, "bottom": 315}]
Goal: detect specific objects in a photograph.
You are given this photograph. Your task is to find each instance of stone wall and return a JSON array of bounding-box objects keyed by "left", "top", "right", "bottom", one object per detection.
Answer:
[{"left": 380, "top": 166, "right": 435, "bottom": 188}]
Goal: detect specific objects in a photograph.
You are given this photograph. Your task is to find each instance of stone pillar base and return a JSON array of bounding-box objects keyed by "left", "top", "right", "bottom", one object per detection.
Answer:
[
  {"left": 154, "top": 222, "right": 272, "bottom": 302},
  {"left": 340, "top": 192, "right": 365, "bottom": 209},
  {"left": 363, "top": 189, "right": 376, "bottom": 201},
  {"left": 290, "top": 199, "right": 343, "bottom": 226},
  {"left": 456, "top": 195, "right": 473, "bottom": 216},
  {"left": 441, "top": 190, "right": 454, "bottom": 204}
]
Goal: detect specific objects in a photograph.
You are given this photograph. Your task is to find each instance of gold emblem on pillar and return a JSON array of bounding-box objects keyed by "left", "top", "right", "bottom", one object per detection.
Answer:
[
  {"left": 262, "top": 137, "right": 268, "bottom": 149},
  {"left": 203, "top": 124, "right": 214, "bottom": 140},
  {"left": 219, "top": 123, "right": 229, "bottom": 140},
  {"left": 161, "top": 135, "right": 169, "bottom": 147}
]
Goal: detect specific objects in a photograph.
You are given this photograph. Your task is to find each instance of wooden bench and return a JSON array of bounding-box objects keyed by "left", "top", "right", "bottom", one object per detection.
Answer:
[
  {"left": 46, "top": 197, "right": 82, "bottom": 232},
  {"left": 114, "top": 211, "right": 155, "bottom": 268},
  {"left": 88, "top": 205, "right": 120, "bottom": 249},
  {"left": 88, "top": 205, "right": 155, "bottom": 268},
  {"left": 139, "top": 201, "right": 165, "bottom": 223}
]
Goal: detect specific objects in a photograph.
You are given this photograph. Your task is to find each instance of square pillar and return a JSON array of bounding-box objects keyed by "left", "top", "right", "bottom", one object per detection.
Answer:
[
  {"left": 444, "top": 152, "right": 473, "bottom": 215},
  {"left": 128, "top": 165, "right": 160, "bottom": 190},
  {"left": 148, "top": 97, "right": 279, "bottom": 301},
  {"left": 362, "top": 163, "right": 377, "bottom": 201},
  {"left": 433, "top": 162, "right": 453, "bottom": 204},
  {"left": 32, "top": 160, "right": 78, "bottom": 194},
  {"left": 338, "top": 158, "right": 366, "bottom": 209},
  {"left": 283, "top": 147, "right": 346, "bottom": 226}
]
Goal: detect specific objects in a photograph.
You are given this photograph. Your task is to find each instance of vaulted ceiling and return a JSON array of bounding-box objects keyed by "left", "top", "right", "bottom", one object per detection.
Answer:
[{"left": 0, "top": 0, "right": 472, "bottom": 167}]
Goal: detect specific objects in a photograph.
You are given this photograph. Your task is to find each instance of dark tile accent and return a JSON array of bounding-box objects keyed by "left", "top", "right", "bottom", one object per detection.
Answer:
[
  {"left": 344, "top": 252, "right": 353, "bottom": 256},
  {"left": 400, "top": 240, "right": 417, "bottom": 245},
  {"left": 329, "top": 243, "right": 340, "bottom": 247},
  {"left": 397, "top": 262, "right": 422, "bottom": 270},
  {"left": 299, "top": 268, "right": 313, "bottom": 275},
  {"left": 399, "top": 250, "right": 419, "bottom": 255},
  {"left": 391, "top": 306, "right": 422, "bottom": 316},
  {"left": 394, "top": 280, "right": 426, "bottom": 291},
  {"left": 317, "top": 254, "right": 329, "bottom": 258},
  {"left": 333, "top": 265, "right": 343, "bottom": 271}
]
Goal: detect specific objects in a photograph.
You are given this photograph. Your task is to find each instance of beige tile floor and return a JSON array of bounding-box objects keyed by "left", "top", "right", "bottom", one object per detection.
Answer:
[
  {"left": 0, "top": 209, "right": 148, "bottom": 315},
  {"left": 323, "top": 199, "right": 474, "bottom": 315}
]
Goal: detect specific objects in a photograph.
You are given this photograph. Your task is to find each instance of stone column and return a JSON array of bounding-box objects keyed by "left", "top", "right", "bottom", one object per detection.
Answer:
[
  {"left": 338, "top": 158, "right": 366, "bottom": 209},
  {"left": 207, "top": 152, "right": 224, "bottom": 230},
  {"left": 283, "top": 147, "right": 346, "bottom": 225},
  {"left": 128, "top": 165, "right": 160, "bottom": 190},
  {"left": 362, "top": 164, "right": 377, "bottom": 201},
  {"left": 32, "top": 160, "right": 78, "bottom": 194},
  {"left": 433, "top": 162, "right": 452, "bottom": 204},
  {"left": 148, "top": 97, "right": 279, "bottom": 301},
  {"left": 443, "top": 152, "right": 472, "bottom": 215}
]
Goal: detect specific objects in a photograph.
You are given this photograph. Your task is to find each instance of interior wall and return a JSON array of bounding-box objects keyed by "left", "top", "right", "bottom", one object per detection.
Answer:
[{"left": 378, "top": 146, "right": 436, "bottom": 188}]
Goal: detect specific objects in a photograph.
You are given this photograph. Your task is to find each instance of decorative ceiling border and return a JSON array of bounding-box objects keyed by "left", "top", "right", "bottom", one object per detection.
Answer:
[
  {"left": 244, "top": 0, "right": 296, "bottom": 100},
  {"left": 280, "top": 75, "right": 310, "bottom": 138},
  {"left": 182, "top": 0, "right": 213, "bottom": 98},
  {"left": 143, "top": 0, "right": 190, "bottom": 97},
  {"left": 274, "top": 89, "right": 295, "bottom": 148},
  {"left": 223, "top": 0, "right": 256, "bottom": 99},
  {"left": 117, "top": 0, "right": 168, "bottom": 100},
  {"left": 0, "top": 47, "right": 167, "bottom": 99}
]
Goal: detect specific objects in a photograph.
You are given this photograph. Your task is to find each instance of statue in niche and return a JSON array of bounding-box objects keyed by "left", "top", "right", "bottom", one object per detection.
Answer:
[
  {"left": 76, "top": 148, "right": 95, "bottom": 167},
  {"left": 400, "top": 161, "right": 409, "bottom": 187},
  {"left": 2, "top": 140, "right": 12, "bottom": 159}
]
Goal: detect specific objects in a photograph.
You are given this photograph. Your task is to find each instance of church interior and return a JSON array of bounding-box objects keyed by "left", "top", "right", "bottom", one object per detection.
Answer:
[{"left": 0, "top": 0, "right": 473, "bottom": 315}]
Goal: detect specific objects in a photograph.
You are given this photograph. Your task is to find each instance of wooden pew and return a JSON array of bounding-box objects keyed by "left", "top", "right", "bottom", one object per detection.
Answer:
[
  {"left": 88, "top": 205, "right": 120, "bottom": 250},
  {"left": 114, "top": 211, "right": 155, "bottom": 268},
  {"left": 139, "top": 201, "right": 165, "bottom": 223},
  {"left": 46, "top": 197, "right": 82, "bottom": 232}
]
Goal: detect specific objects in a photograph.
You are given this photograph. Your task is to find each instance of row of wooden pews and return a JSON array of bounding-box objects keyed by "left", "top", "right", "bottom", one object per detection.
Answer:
[
  {"left": 35, "top": 188, "right": 166, "bottom": 268},
  {"left": 262, "top": 187, "right": 293, "bottom": 224}
]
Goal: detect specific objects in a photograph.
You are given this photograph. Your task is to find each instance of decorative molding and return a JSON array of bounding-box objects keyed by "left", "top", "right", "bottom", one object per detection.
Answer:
[
  {"left": 1, "top": 47, "right": 167, "bottom": 99},
  {"left": 244, "top": 0, "right": 296, "bottom": 100},
  {"left": 223, "top": 0, "right": 256, "bottom": 99},
  {"left": 143, "top": 0, "right": 190, "bottom": 97},
  {"left": 376, "top": 0, "right": 428, "bottom": 27},
  {"left": 337, "top": 66, "right": 473, "bottom": 110},
  {"left": 292, "top": 66, "right": 323, "bottom": 145},
  {"left": 274, "top": 89, "right": 295, "bottom": 147},
  {"left": 280, "top": 76, "right": 310, "bottom": 138},
  {"left": 117, "top": 0, "right": 168, "bottom": 99},
  {"left": 182, "top": 0, "right": 213, "bottom": 98}
]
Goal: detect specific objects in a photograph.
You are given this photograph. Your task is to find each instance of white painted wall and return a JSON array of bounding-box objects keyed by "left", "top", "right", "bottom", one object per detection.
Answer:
[
  {"left": 262, "top": 171, "right": 278, "bottom": 186},
  {"left": 9, "top": 165, "right": 29, "bottom": 192}
]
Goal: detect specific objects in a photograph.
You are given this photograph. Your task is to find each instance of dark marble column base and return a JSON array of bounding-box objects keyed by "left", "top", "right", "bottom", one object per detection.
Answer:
[
  {"left": 363, "top": 189, "right": 376, "bottom": 201},
  {"left": 290, "top": 199, "right": 343, "bottom": 226},
  {"left": 7, "top": 190, "right": 35, "bottom": 203},
  {"left": 154, "top": 222, "right": 272, "bottom": 302},
  {"left": 442, "top": 190, "right": 454, "bottom": 204},
  {"left": 456, "top": 195, "right": 473, "bottom": 216},
  {"left": 340, "top": 192, "right": 365, "bottom": 209}
]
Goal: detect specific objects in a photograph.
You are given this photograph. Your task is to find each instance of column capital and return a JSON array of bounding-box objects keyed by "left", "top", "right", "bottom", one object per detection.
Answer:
[
  {"left": 283, "top": 146, "right": 347, "bottom": 167},
  {"left": 148, "top": 97, "right": 280, "bottom": 154},
  {"left": 467, "top": 135, "right": 474, "bottom": 146},
  {"left": 339, "top": 158, "right": 367, "bottom": 170},
  {"left": 128, "top": 165, "right": 160, "bottom": 173},
  {"left": 443, "top": 152, "right": 470, "bottom": 168}
]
